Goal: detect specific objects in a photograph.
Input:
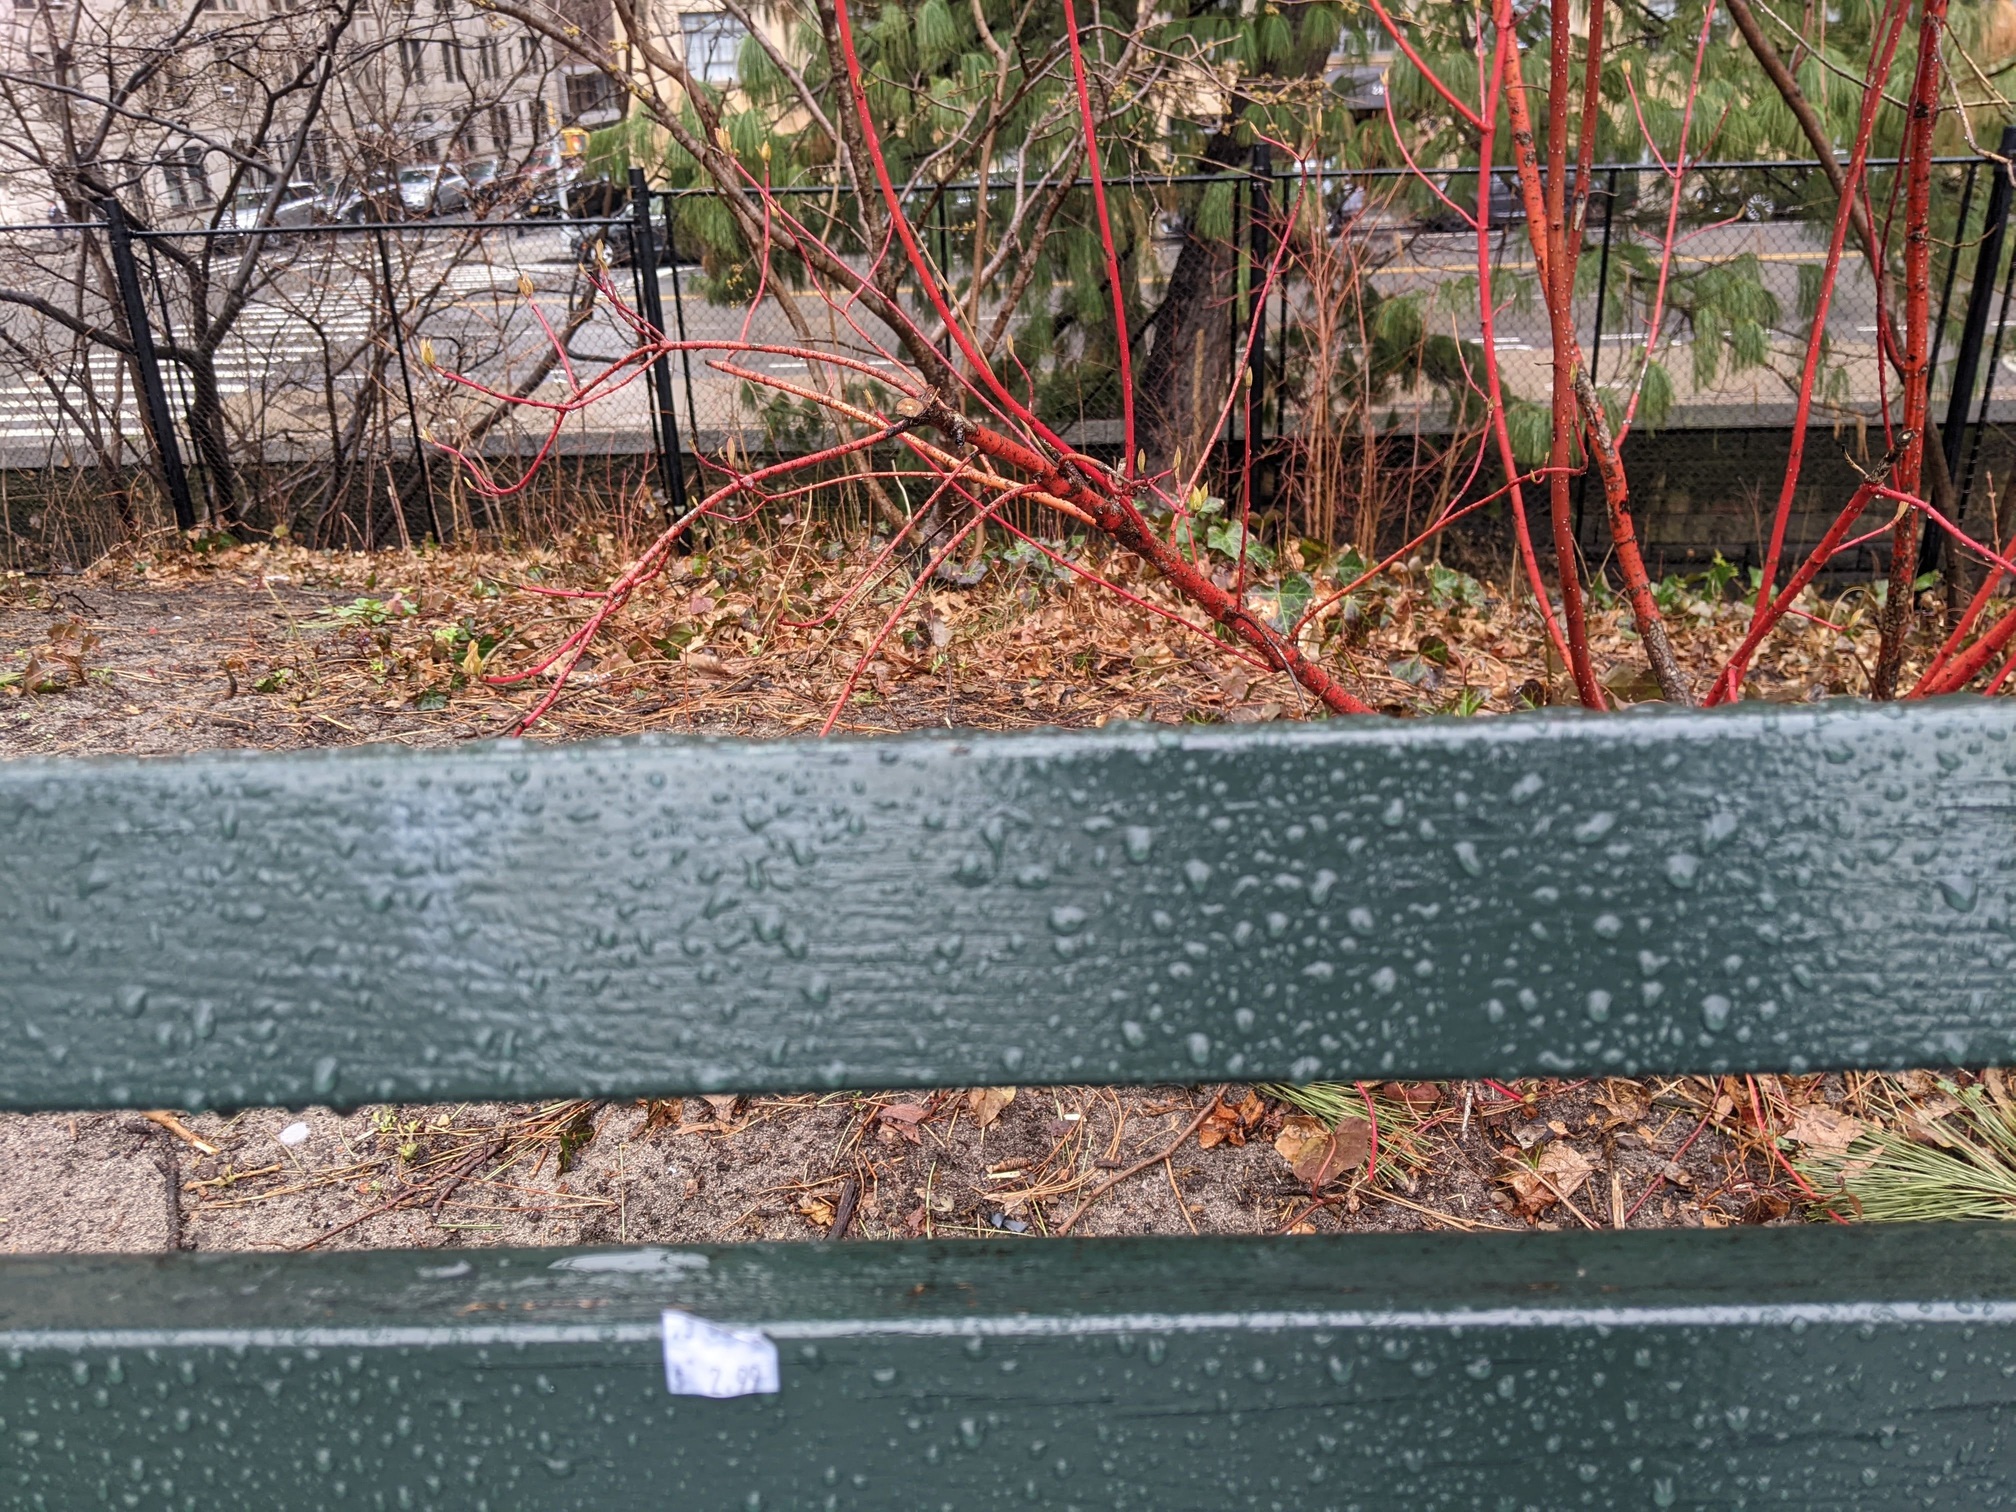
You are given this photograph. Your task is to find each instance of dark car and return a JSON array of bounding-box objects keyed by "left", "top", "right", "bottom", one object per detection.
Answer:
[
  {"left": 1422, "top": 168, "right": 1524, "bottom": 232},
  {"left": 560, "top": 179, "right": 700, "bottom": 265},
  {"left": 1419, "top": 167, "right": 1633, "bottom": 234},
  {"left": 462, "top": 158, "right": 545, "bottom": 217}
]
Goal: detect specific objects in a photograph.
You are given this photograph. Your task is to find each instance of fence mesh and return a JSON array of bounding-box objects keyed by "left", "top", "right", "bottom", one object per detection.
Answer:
[{"left": 1, "top": 157, "right": 2011, "bottom": 576}]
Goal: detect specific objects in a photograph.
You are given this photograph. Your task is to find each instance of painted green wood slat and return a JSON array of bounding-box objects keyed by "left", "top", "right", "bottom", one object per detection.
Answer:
[
  {"left": 4, "top": 700, "right": 2015, "bottom": 1111},
  {"left": 3, "top": 1225, "right": 2014, "bottom": 1508}
]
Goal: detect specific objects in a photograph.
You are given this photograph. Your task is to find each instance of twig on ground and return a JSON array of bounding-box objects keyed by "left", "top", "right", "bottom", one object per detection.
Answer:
[
  {"left": 1055, "top": 1092, "right": 1218, "bottom": 1236},
  {"left": 826, "top": 1175, "right": 859, "bottom": 1240},
  {"left": 429, "top": 1136, "right": 507, "bottom": 1217},
  {"left": 142, "top": 1110, "right": 219, "bottom": 1155}
]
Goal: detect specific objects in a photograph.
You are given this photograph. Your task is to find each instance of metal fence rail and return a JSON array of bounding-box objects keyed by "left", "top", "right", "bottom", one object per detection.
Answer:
[{"left": 0, "top": 148, "right": 2011, "bottom": 565}]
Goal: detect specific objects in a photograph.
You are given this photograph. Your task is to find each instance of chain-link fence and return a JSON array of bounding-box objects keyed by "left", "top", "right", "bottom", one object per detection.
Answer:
[{"left": 2, "top": 152, "right": 2011, "bottom": 575}]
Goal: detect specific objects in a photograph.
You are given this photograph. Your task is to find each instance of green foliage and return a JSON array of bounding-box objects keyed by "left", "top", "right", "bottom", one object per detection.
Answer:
[
  {"left": 1205, "top": 519, "right": 1273, "bottom": 572},
  {"left": 595, "top": 0, "right": 1967, "bottom": 524},
  {"left": 1194, "top": 180, "right": 1235, "bottom": 242},
  {"left": 1174, "top": 491, "right": 1277, "bottom": 573},
  {"left": 1425, "top": 563, "right": 1484, "bottom": 612},
  {"left": 1651, "top": 553, "right": 1741, "bottom": 618},
  {"left": 915, "top": 0, "right": 959, "bottom": 70},
  {"left": 1505, "top": 401, "right": 1552, "bottom": 468},
  {"left": 1637, "top": 362, "right": 1675, "bottom": 431},
  {"left": 1250, "top": 572, "right": 1314, "bottom": 631},
  {"left": 316, "top": 595, "right": 416, "bottom": 629}
]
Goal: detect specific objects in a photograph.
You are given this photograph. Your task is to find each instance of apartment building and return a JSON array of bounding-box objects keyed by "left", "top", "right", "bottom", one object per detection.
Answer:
[{"left": 0, "top": 0, "right": 617, "bottom": 223}]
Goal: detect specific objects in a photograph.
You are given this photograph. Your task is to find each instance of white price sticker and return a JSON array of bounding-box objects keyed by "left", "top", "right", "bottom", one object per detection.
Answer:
[{"left": 660, "top": 1311, "right": 780, "bottom": 1398}]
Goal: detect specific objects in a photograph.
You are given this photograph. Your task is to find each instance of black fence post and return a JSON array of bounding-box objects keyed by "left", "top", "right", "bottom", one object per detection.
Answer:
[
  {"left": 1928, "top": 158, "right": 1980, "bottom": 397},
  {"left": 373, "top": 227, "right": 443, "bottom": 543},
  {"left": 1572, "top": 167, "right": 1622, "bottom": 551},
  {"left": 629, "top": 167, "right": 689, "bottom": 517},
  {"left": 934, "top": 189, "right": 954, "bottom": 368},
  {"left": 662, "top": 194, "right": 702, "bottom": 453},
  {"left": 1944, "top": 124, "right": 2016, "bottom": 513},
  {"left": 1957, "top": 235, "right": 2016, "bottom": 521},
  {"left": 102, "top": 199, "right": 195, "bottom": 533},
  {"left": 1248, "top": 143, "right": 1272, "bottom": 448},
  {"left": 1274, "top": 170, "right": 1291, "bottom": 439}
]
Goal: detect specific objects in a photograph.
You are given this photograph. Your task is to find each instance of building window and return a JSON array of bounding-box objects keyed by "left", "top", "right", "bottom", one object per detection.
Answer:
[
  {"left": 475, "top": 36, "right": 499, "bottom": 79},
  {"left": 161, "top": 143, "right": 211, "bottom": 208},
  {"left": 561, "top": 69, "right": 618, "bottom": 124},
  {"left": 398, "top": 37, "right": 426, "bottom": 84},
  {"left": 488, "top": 102, "right": 513, "bottom": 152},
  {"left": 679, "top": 10, "right": 747, "bottom": 86},
  {"left": 519, "top": 35, "right": 541, "bottom": 66},
  {"left": 439, "top": 39, "right": 465, "bottom": 82}
]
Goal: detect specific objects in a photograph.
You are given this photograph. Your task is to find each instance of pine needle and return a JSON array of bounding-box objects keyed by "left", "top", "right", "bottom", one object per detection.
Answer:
[{"left": 1794, "top": 1080, "right": 2016, "bottom": 1223}]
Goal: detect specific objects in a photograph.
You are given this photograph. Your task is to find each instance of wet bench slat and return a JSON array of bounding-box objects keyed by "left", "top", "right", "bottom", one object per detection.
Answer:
[
  {"left": 5, "top": 1226, "right": 2015, "bottom": 1508},
  {"left": 3, "top": 702, "right": 2014, "bottom": 1509},
  {"left": 3, "top": 702, "right": 2015, "bottom": 1110}
]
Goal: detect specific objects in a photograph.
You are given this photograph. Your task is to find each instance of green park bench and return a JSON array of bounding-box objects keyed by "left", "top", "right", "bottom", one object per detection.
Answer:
[{"left": 3, "top": 699, "right": 2015, "bottom": 1508}]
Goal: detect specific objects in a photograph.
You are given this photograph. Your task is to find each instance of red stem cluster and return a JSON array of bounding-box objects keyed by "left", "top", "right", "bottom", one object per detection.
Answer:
[{"left": 425, "top": 0, "right": 1973, "bottom": 732}]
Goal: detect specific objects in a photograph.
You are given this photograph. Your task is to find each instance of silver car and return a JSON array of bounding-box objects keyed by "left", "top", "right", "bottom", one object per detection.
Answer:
[
  {"left": 397, "top": 164, "right": 472, "bottom": 218},
  {"left": 215, "top": 182, "right": 320, "bottom": 236}
]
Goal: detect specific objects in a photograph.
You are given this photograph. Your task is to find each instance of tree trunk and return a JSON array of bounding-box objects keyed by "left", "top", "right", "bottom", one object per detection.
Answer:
[
  {"left": 182, "top": 353, "right": 239, "bottom": 531},
  {"left": 1134, "top": 132, "right": 1243, "bottom": 482}
]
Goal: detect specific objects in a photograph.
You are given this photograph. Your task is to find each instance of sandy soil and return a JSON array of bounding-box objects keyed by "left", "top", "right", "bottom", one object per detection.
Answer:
[{"left": 1, "top": 1076, "right": 1782, "bottom": 1256}]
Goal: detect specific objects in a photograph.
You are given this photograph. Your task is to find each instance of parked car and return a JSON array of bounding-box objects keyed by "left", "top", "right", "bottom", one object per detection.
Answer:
[
  {"left": 1325, "top": 175, "right": 1369, "bottom": 237},
  {"left": 563, "top": 215, "right": 703, "bottom": 267},
  {"left": 481, "top": 163, "right": 579, "bottom": 220},
  {"left": 1421, "top": 166, "right": 1637, "bottom": 234},
  {"left": 396, "top": 163, "right": 472, "bottom": 218},
  {"left": 316, "top": 174, "right": 403, "bottom": 225},
  {"left": 462, "top": 158, "right": 510, "bottom": 214},
  {"left": 213, "top": 182, "right": 320, "bottom": 242},
  {"left": 516, "top": 164, "right": 579, "bottom": 219},
  {"left": 1422, "top": 168, "right": 1524, "bottom": 231}
]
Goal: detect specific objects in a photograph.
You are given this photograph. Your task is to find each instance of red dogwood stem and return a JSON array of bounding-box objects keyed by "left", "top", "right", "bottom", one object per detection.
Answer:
[
  {"left": 1499, "top": 0, "right": 1604, "bottom": 709},
  {"left": 1738, "top": 0, "right": 1913, "bottom": 686},
  {"left": 1870, "top": 0, "right": 1949, "bottom": 699},
  {"left": 1059, "top": 0, "right": 1135, "bottom": 477}
]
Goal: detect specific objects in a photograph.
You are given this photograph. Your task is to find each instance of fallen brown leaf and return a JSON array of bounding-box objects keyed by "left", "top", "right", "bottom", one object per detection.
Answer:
[
  {"left": 1782, "top": 1105, "right": 1866, "bottom": 1154},
  {"left": 967, "top": 1087, "right": 1015, "bottom": 1129},
  {"left": 1537, "top": 1140, "right": 1595, "bottom": 1196},
  {"left": 1506, "top": 1140, "right": 1595, "bottom": 1215},
  {"left": 1273, "top": 1115, "right": 1371, "bottom": 1188},
  {"left": 1904, "top": 1093, "right": 1962, "bottom": 1147},
  {"left": 797, "top": 1195, "right": 835, "bottom": 1228},
  {"left": 1984, "top": 1067, "right": 2015, "bottom": 1119},
  {"left": 1199, "top": 1092, "right": 1264, "bottom": 1149}
]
